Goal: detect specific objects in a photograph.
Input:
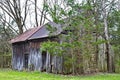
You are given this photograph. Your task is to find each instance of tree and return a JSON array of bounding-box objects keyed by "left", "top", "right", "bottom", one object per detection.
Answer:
[
  {"left": 83, "top": 0, "right": 115, "bottom": 73},
  {"left": 0, "top": 0, "right": 29, "bottom": 34},
  {"left": 29, "top": 0, "right": 51, "bottom": 27},
  {"left": 108, "top": 0, "right": 120, "bottom": 72},
  {"left": 0, "top": 16, "right": 15, "bottom": 68},
  {"left": 41, "top": 0, "right": 118, "bottom": 74},
  {"left": 41, "top": 0, "right": 102, "bottom": 74},
  {"left": 100, "top": 0, "right": 115, "bottom": 72}
]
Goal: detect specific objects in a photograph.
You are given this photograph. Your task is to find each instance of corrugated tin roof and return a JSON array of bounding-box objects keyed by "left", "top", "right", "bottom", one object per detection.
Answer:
[
  {"left": 10, "top": 22, "right": 62, "bottom": 43},
  {"left": 28, "top": 22, "right": 62, "bottom": 40},
  {"left": 10, "top": 26, "right": 42, "bottom": 43}
]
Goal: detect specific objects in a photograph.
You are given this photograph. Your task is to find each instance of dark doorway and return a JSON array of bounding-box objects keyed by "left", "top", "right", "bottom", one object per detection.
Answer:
[
  {"left": 42, "top": 51, "right": 47, "bottom": 71},
  {"left": 24, "top": 54, "right": 29, "bottom": 69}
]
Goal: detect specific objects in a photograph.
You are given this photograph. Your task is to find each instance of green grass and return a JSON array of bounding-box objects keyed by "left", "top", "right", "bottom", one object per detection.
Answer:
[{"left": 0, "top": 69, "right": 120, "bottom": 80}]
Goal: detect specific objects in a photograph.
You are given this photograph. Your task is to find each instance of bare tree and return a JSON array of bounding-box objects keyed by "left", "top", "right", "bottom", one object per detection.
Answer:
[
  {"left": 39, "top": 0, "right": 47, "bottom": 26},
  {"left": 0, "top": 0, "right": 29, "bottom": 34},
  {"left": 29, "top": 0, "right": 51, "bottom": 27},
  {"left": 0, "top": 10, "right": 18, "bottom": 34}
]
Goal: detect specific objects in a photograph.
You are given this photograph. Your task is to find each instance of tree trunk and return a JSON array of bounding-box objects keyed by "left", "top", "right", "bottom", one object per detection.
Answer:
[
  {"left": 17, "top": 18, "right": 23, "bottom": 34},
  {"left": 35, "top": 0, "right": 38, "bottom": 26},
  {"left": 104, "top": 17, "right": 115, "bottom": 73}
]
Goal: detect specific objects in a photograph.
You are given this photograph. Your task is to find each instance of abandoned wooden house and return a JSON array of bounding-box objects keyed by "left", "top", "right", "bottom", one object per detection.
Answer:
[
  {"left": 10, "top": 20, "right": 114, "bottom": 74},
  {"left": 10, "top": 22, "right": 63, "bottom": 73}
]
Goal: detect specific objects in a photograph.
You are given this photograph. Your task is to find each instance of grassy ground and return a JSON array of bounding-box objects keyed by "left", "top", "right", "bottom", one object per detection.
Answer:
[{"left": 0, "top": 69, "right": 120, "bottom": 80}]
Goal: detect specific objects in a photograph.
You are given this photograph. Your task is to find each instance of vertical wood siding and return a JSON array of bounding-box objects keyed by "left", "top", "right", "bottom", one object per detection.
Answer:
[
  {"left": 12, "top": 38, "right": 63, "bottom": 73},
  {"left": 28, "top": 48, "right": 42, "bottom": 71},
  {"left": 12, "top": 43, "right": 24, "bottom": 70},
  {"left": 46, "top": 52, "right": 63, "bottom": 73},
  {"left": 52, "top": 55, "right": 63, "bottom": 73}
]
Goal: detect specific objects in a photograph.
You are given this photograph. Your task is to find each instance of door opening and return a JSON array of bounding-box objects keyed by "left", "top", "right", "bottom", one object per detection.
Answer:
[
  {"left": 42, "top": 51, "right": 47, "bottom": 71},
  {"left": 24, "top": 54, "right": 29, "bottom": 69}
]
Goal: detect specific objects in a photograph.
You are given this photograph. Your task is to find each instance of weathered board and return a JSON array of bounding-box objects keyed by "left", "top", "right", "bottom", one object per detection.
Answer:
[{"left": 12, "top": 38, "right": 63, "bottom": 73}]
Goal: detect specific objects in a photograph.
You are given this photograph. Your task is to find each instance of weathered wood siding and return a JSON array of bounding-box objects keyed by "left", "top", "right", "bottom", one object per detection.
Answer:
[
  {"left": 12, "top": 43, "right": 25, "bottom": 70},
  {"left": 28, "top": 48, "right": 42, "bottom": 71},
  {"left": 45, "top": 52, "right": 63, "bottom": 73},
  {"left": 28, "top": 41, "right": 43, "bottom": 71},
  {"left": 46, "top": 52, "right": 52, "bottom": 72},
  {"left": 12, "top": 38, "right": 63, "bottom": 73},
  {"left": 52, "top": 55, "right": 63, "bottom": 73}
]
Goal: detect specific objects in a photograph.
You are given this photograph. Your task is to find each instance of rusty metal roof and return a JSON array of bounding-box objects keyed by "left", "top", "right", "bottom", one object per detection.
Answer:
[
  {"left": 10, "top": 22, "right": 62, "bottom": 43},
  {"left": 10, "top": 26, "right": 42, "bottom": 43},
  {"left": 28, "top": 22, "right": 62, "bottom": 40}
]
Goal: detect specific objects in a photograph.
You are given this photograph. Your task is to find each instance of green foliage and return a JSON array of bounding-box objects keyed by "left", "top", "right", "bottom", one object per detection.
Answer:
[
  {"left": 41, "top": 41, "right": 63, "bottom": 56},
  {"left": 108, "top": 10, "right": 120, "bottom": 72},
  {"left": 46, "top": 24, "right": 57, "bottom": 36},
  {"left": 43, "top": 0, "right": 109, "bottom": 74},
  {"left": 0, "top": 25, "right": 15, "bottom": 54},
  {"left": 93, "top": 39, "right": 107, "bottom": 45},
  {"left": 108, "top": 10, "right": 120, "bottom": 45}
]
